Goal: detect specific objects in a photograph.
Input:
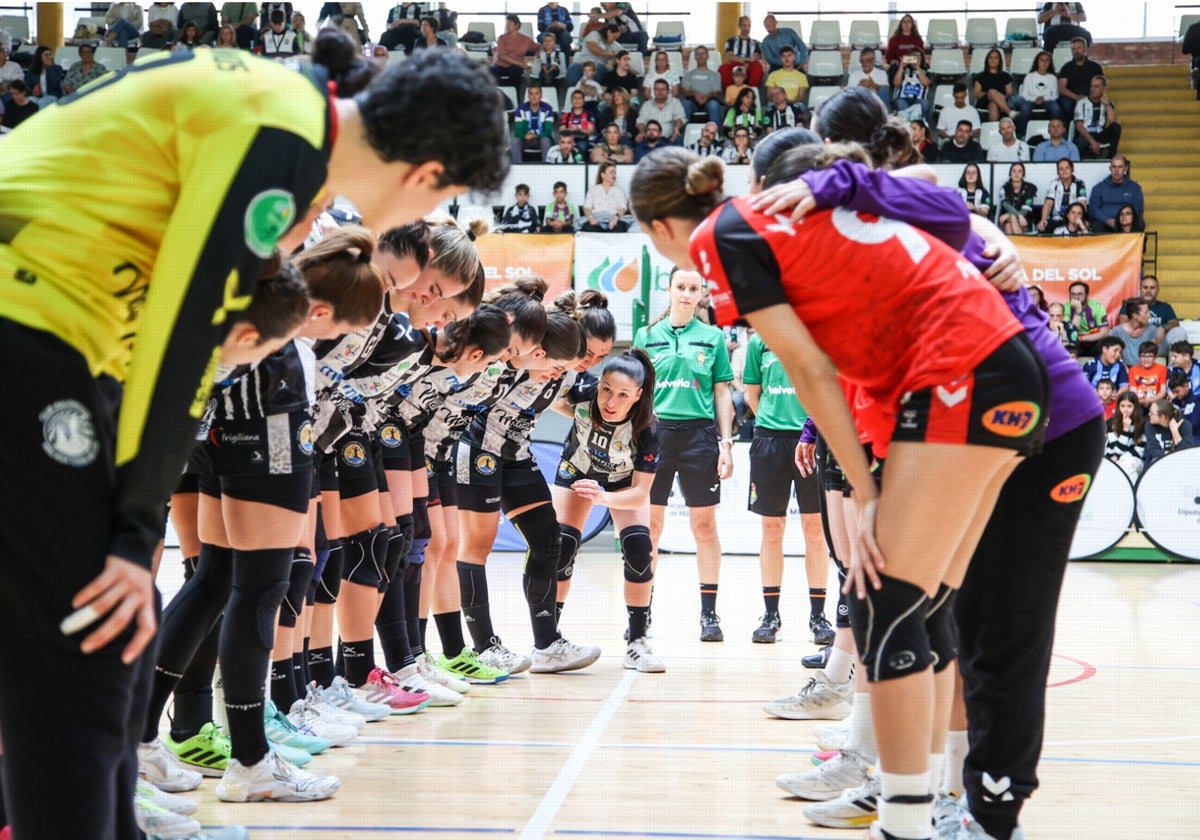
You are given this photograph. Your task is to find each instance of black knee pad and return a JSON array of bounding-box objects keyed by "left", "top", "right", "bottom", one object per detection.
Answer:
[
  {"left": 511, "top": 504, "right": 561, "bottom": 581},
  {"left": 620, "top": 525, "right": 653, "bottom": 584},
  {"left": 315, "top": 539, "right": 344, "bottom": 604},
  {"left": 280, "top": 548, "right": 315, "bottom": 628},
  {"left": 558, "top": 525, "right": 582, "bottom": 582},
  {"left": 343, "top": 525, "right": 388, "bottom": 589},
  {"left": 412, "top": 497, "right": 431, "bottom": 542},
  {"left": 231, "top": 548, "right": 294, "bottom": 650},
  {"left": 848, "top": 573, "right": 934, "bottom": 682},
  {"left": 395, "top": 513, "right": 415, "bottom": 559},
  {"left": 382, "top": 524, "right": 407, "bottom": 589},
  {"left": 926, "top": 583, "right": 959, "bottom": 673}
]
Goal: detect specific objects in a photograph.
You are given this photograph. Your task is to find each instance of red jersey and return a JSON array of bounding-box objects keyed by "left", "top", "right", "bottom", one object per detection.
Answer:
[
  {"left": 692, "top": 199, "right": 1023, "bottom": 415},
  {"left": 840, "top": 376, "right": 893, "bottom": 457},
  {"left": 1130, "top": 363, "right": 1168, "bottom": 403}
]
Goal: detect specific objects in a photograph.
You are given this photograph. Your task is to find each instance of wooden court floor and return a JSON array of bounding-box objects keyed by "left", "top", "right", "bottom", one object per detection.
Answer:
[{"left": 154, "top": 542, "right": 1200, "bottom": 840}]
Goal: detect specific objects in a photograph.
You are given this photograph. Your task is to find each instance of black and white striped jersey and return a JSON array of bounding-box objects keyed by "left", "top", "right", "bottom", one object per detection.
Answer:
[
  {"left": 558, "top": 400, "right": 660, "bottom": 487},
  {"left": 462, "top": 369, "right": 588, "bottom": 461},
  {"left": 208, "top": 340, "right": 312, "bottom": 421},
  {"left": 423, "top": 362, "right": 516, "bottom": 465},
  {"left": 312, "top": 298, "right": 399, "bottom": 396}
]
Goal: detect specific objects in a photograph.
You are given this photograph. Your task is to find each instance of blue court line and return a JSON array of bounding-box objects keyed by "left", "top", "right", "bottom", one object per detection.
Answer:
[
  {"left": 1040, "top": 756, "right": 1200, "bottom": 768},
  {"left": 208, "top": 828, "right": 514, "bottom": 834},
  {"left": 553, "top": 832, "right": 825, "bottom": 840}
]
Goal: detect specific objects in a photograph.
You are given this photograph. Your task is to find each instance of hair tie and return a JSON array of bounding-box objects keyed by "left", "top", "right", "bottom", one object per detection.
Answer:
[
  {"left": 531, "top": 290, "right": 544, "bottom": 303},
  {"left": 466, "top": 228, "right": 477, "bottom": 242},
  {"left": 357, "top": 248, "right": 372, "bottom": 264}
]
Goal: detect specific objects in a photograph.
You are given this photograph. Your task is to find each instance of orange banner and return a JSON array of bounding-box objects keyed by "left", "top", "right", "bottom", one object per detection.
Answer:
[
  {"left": 1014, "top": 234, "right": 1144, "bottom": 319},
  {"left": 474, "top": 233, "right": 575, "bottom": 299}
]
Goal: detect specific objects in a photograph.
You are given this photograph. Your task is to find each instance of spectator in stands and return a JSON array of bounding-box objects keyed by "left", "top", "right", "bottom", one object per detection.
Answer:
[
  {"left": 259, "top": 2, "right": 291, "bottom": 30},
  {"left": 1088, "top": 154, "right": 1143, "bottom": 232},
  {"left": 1048, "top": 301, "right": 1078, "bottom": 346},
  {"left": 174, "top": 20, "right": 204, "bottom": 50},
  {"left": 681, "top": 46, "right": 723, "bottom": 125},
  {"left": 687, "top": 121, "right": 725, "bottom": 157},
  {"left": 580, "top": 6, "right": 605, "bottom": 39},
  {"left": 543, "top": 181, "right": 576, "bottom": 231},
  {"left": 724, "top": 65, "right": 753, "bottom": 107},
  {"left": 761, "top": 14, "right": 807, "bottom": 73},
  {"left": 940, "top": 120, "right": 985, "bottom": 163},
  {"left": 1073, "top": 75, "right": 1120, "bottom": 158},
  {"left": 412, "top": 15, "right": 448, "bottom": 51},
  {"left": 1170, "top": 341, "right": 1200, "bottom": 394},
  {"left": 723, "top": 87, "right": 764, "bottom": 142},
  {"left": 1032, "top": 116, "right": 1080, "bottom": 162},
  {"left": 1131, "top": 277, "right": 1190, "bottom": 356},
  {"left": 0, "top": 45, "right": 21, "bottom": 96},
  {"left": 497, "top": 184, "right": 543, "bottom": 233},
  {"left": 568, "top": 23, "right": 620, "bottom": 87},
  {"left": 0, "top": 80, "right": 37, "bottom": 129},
  {"left": 972, "top": 47, "right": 1017, "bottom": 124},
  {"left": 764, "top": 85, "right": 806, "bottom": 133},
  {"left": 885, "top": 13, "right": 924, "bottom": 76},
  {"left": 1095, "top": 378, "right": 1117, "bottom": 420},
  {"left": 1057, "top": 36, "right": 1103, "bottom": 118},
  {"left": 956, "top": 162, "right": 992, "bottom": 217},
  {"left": 559, "top": 91, "right": 596, "bottom": 148},
  {"left": 1113, "top": 203, "right": 1144, "bottom": 234},
  {"left": 260, "top": 9, "right": 299, "bottom": 58},
  {"left": 600, "top": 3, "right": 648, "bottom": 56},
  {"left": 322, "top": 2, "right": 370, "bottom": 46},
  {"left": 937, "top": 82, "right": 981, "bottom": 141},
  {"left": 1185, "top": 18, "right": 1200, "bottom": 93},
  {"left": 1129, "top": 340, "right": 1169, "bottom": 408},
  {"left": 214, "top": 23, "right": 237, "bottom": 47},
  {"left": 177, "top": 2, "right": 219, "bottom": 45},
  {"left": 643, "top": 50, "right": 680, "bottom": 100},
  {"left": 847, "top": 47, "right": 890, "bottom": 109},
  {"left": 989, "top": 116, "right": 1031, "bottom": 162},
  {"left": 1028, "top": 285, "right": 1050, "bottom": 312},
  {"left": 590, "top": 123, "right": 634, "bottom": 163},
  {"left": 1082, "top": 336, "right": 1128, "bottom": 387},
  {"left": 1039, "top": 2, "right": 1092, "bottom": 53},
  {"left": 23, "top": 47, "right": 63, "bottom": 108},
  {"left": 62, "top": 44, "right": 106, "bottom": 95},
  {"left": 511, "top": 84, "right": 556, "bottom": 161},
  {"left": 1070, "top": 282, "right": 1112, "bottom": 357},
  {"left": 1144, "top": 399, "right": 1195, "bottom": 466},
  {"left": 538, "top": 2, "right": 574, "bottom": 56},
  {"left": 220, "top": 2, "right": 257, "bottom": 49},
  {"left": 764, "top": 46, "right": 809, "bottom": 106},
  {"left": 291, "top": 11, "right": 312, "bottom": 53},
  {"left": 103, "top": 2, "right": 145, "bottom": 47},
  {"left": 997, "top": 161, "right": 1039, "bottom": 234},
  {"left": 634, "top": 119, "right": 668, "bottom": 161},
  {"left": 572, "top": 60, "right": 604, "bottom": 107},
  {"left": 379, "top": 2, "right": 422, "bottom": 53},
  {"left": 546, "top": 130, "right": 586, "bottom": 163},
  {"left": 493, "top": 13, "right": 539, "bottom": 86},
  {"left": 1013, "top": 49, "right": 1062, "bottom": 138},
  {"left": 721, "top": 15, "right": 764, "bottom": 88},
  {"left": 140, "top": 2, "right": 180, "bottom": 50},
  {"left": 598, "top": 86, "right": 637, "bottom": 144},
  {"left": 1054, "top": 200, "right": 1090, "bottom": 236},
  {"left": 1106, "top": 390, "right": 1145, "bottom": 479},
  {"left": 637, "top": 78, "right": 685, "bottom": 144},
  {"left": 722, "top": 126, "right": 754, "bottom": 164},
  {"left": 1039, "top": 156, "right": 1088, "bottom": 232},
  {"left": 601, "top": 50, "right": 642, "bottom": 107},
  {"left": 532, "top": 31, "right": 568, "bottom": 93},
  {"left": 1168, "top": 371, "right": 1200, "bottom": 424},
  {"left": 910, "top": 118, "right": 939, "bottom": 161},
  {"left": 1112, "top": 299, "right": 1163, "bottom": 367},
  {"left": 581, "top": 161, "right": 630, "bottom": 231},
  {"left": 892, "top": 55, "right": 932, "bottom": 122}
]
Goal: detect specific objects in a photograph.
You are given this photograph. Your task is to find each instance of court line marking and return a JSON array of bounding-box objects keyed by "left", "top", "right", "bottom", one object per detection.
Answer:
[
  {"left": 207, "top": 828, "right": 514, "bottom": 834},
  {"left": 518, "top": 669, "right": 638, "bottom": 840}
]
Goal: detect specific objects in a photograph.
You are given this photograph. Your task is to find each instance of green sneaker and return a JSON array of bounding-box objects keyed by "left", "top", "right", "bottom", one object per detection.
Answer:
[
  {"left": 438, "top": 646, "right": 510, "bottom": 684},
  {"left": 263, "top": 699, "right": 332, "bottom": 755},
  {"left": 269, "top": 740, "right": 313, "bottom": 768},
  {"left": 164, "top": 722, "right": 231, "bottom": 777}
]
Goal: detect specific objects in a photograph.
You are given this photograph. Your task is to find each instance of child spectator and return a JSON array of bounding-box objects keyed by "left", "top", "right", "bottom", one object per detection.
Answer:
[
  {"left": 1144, "top": 399, "right": 1196, "bottom": 467},
  {"left": 1082, "top": 336, "right": 1129, "bottom": 389},
  {"left": 497, "top": 184, "right": 542, "bottom": 233},
  {"left": 1096, "top": 377, "right": 1117, "bottom": 421},
  {"left": 1168, "top": 340, "right": 1200, "bottom": 394},
  {"left": 543, "top": 181, "right": 576, "bottom": 232},
  {"left": 1130, "top": 341, "right": 1169, "bottom": 408},
  {"left": 532, "top": 31, "right": 568, "bottom": 94},
  {"left": 1168, "top": 371, "right": 1200, "bottom": 425},
  {"left": 1106, "top": 390, "right": 1145, "bottom": 480}
]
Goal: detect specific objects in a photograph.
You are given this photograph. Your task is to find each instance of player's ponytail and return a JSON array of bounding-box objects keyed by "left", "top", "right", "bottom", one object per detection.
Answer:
[
  {"left": 291, "top": 225, "right": 386, "bottom": 328},
  {"left": 485, "top": 276, "right": 550, "bottom": 346},
  {"left": 311, "top": 27, "right": 381, "bottom": 97},
  {"left": 436, "top": 303, "right": 510, "bottom": 363},
  {"left": 630, "top": 147, "right": 725, "bottom": 225},
  {"left": 240, "top": 254, "right": 310, "bottom": 342}
]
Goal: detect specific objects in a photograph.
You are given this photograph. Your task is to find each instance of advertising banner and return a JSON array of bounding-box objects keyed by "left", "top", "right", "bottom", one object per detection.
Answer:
[
  {"left": 475, "top": 232, "right": 575, "bottom": 299},
  {"left": 573, "top": 233, "right": 676, "bottom": 341},
  {"left": 1014, "top": 234, "right": 1144, "bottom": 320}
]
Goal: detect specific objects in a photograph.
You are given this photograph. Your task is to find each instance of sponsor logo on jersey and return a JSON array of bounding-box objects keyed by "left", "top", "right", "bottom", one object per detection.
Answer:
[
  {"left": 218, "top": 430, "right": 262, "bottom": 446},
  {"left": 297, "top": 420, "right": 315, "bottom": 456},
  {"left": 244, "top": 188, "right": 297, "bottom": 258},
  {"left": 658, "top": 377, "right": 699, "bottom": 390},
  {"left": 341, "top": 441, "right": 367, "bottom": 467},
  {"left": 338, "top": 341, "right": 361, "bottom": 359},
  {"left": 899, "top": 408, "right": 919, "bottom": 430},
  {"left": 765, "top": 384, "right": 795, "bottom": 396},
  {"left": 475, "top": 454, "right": 497, "bottom": 476},
  {"left": 981, "top": 401, "right": 1041, "bottom": 437},
  {"left": 40, "top": 399, "right": 98, "bottom": 467},
  {"left": 380, "top": 424, "right": 403, "bottom": 448},
  {"left": 1050, "top": 473, "right": 1092, "bottom": 503},
  {"left": 558, "top": 460, "right": 577, "bottom": 480}
]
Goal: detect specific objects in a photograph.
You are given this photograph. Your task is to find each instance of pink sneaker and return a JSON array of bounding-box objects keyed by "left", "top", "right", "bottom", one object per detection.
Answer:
[
  {"left": 1, "top": 824, "right": 11, "bottom": 840},
  {"left": 363, "top": 667, "right": 431, "bottom": 715},
  {"left": 812, "top": 749, "right": 840, "bottom": 765}
]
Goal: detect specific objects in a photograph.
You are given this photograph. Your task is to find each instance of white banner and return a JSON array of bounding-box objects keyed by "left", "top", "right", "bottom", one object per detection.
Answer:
[
  {"left": 657, "top": 443, "right": 808, "bottom": 556},
  {"left": 573, "top": 232, "right": 674, "bottom": 342}
]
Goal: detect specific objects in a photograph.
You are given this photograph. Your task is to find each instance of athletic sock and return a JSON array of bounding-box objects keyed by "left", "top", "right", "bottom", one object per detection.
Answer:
[
  {"left": 699, "top": 583, "right": 718, "bottom": 614},
  {"left": 376, "top": 572, "right": 416, "bottom": 672},
  {"left": 223, "top": 693, "right": 269, "bottom": 767},
  {"left": 944, "top": 729, "right": 969, "bottom": 796},
  {"left": 627, "top": 605, "right": 651, "bottom": 641},
  {"left": 878, "top": 770, "right": 933, "bottom": 840},
  {"left": 403, "top": 562, "right": 423, "bottom": 656},
  {"left": 825, "top": 645, "right": 855, "bottom": 684},
  {"left": 296, "top": 645, "right": 309, "bottom": 686},
  {"left": 417, "top": 616, "right": 429, "bottom": 653},
  {"left": 433, "top": 611, "right": 466, "bottom": 655},
  {"left": 928, "top": 753, "right": 945, "bottom": 797},
  {"left": 809, "top": 587, "right": 827, "bottom": 619},
  {"left": 457, "top": 561, "right": 495, "bottom": 652},
  {"left": 269, "top": 658, "right": 299, "bottom": 711},
  {"left": 762, "top": 585, "right": 781, "bottom": 616},
  {"left": 308, "top": 645, "right": 335, "bottom": 688},
  {"left": 340, "top": 637, "right": 376, "bottom": 687},
  {"left": 524, "top": 572, "right": 560, "bottom": 649},
  {"left": 847, "top": 691, "right": 877, "bottom": 763},
  {"left": 555, "top": 600, "right": 565, "bottom": 627}
]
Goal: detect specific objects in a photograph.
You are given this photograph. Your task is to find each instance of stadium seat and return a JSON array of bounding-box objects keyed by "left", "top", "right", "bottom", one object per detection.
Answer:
[
  {"left": 1009, "top": 46, "right": 1038, "bottom": 78},
  {"left": 665, "top": 50, "right": 684, "bottom": 76},
  {"left": 94, "top": 46, "right": 127, "bottom": 69},
  {"left": 931, "top": 84, "right": 957, "bottom": 120},
  {"left": 519, "top": 21, "right": 535, "bottom": 39},
  {"left": 807, "top": 85, "right": 841, "bottom": 112},
  {"left": 1052, "top": 45, "right": 1073, "bottom": 71},
  {"left": 809, "top": 20, "right": 842, "bottom": 50},
  {"left": 497, "top": 85, "right": 519, "bottom": 112},
  {"left": 463, "top": 20, "right": 496, "bottom": 44},
  {"left": 965, "top": 18, "right": 999, "bottom": 49},
  {"left": 926, "top": 18, "right": 960, "bottom": 49},
  {"left": 386, "top": 50, "right": 406, "bottom": 66},
  {"left": 805, "top": 51, "right": 845, "bottom": 85},
  {"left": 847, "top": 20, "right": 881, "bottom": 49},
  {"left": 979, "top": 121, "right": 1003, "bottom": 152},
  {"left": 967, "top": 48, "right": 989, "bottom": 77},
  {"left": 455, "top": 204, "right": 496, "bottom": 230},
  {"left": 929, "top": 48, "right": 967, "bottom": 81},
  {"left": 0, "top": 14, "right": 29, "bottom": 43},
  {"left": 777, "top": 20, "right": 804, "bottom": 42},
  {"left": 1025, "top": 119, "right": 1051, "bottom": 143},
  {"left": 654, "top": 20, "right": 686, "bottom": 48},
  {"left": 540, "top": 87, "right": 560, "bottom": 114},
  {"left": 1004, "top": 17, "right": 1039, "bottom": 48},
  {"left": 682, "top": 122, "right": 704, "bottom": 147}
]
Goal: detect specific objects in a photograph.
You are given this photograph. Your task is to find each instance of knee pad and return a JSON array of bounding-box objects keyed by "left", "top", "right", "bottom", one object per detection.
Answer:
[
  {"left": 343, "top": 525, "right": 387, "bottom": 589},
  {"left": 280, "top": 548, "right": 315, "bottom": 628},
  {"left": 231, "top": 548, "right": 294, "bottom": 650},
  {"left": 511, "top": 504, "right": 561, "bottom": 581},
  {"left": 182, "top": 555, "right": 199, "bottom": 580},
  {"left": 926, "top": 583, "right": 959, "bottom": 673},
  {"left": 315, "top": 540, "right": 344, "bottom": 604},
  {"left": 395, "top": 513, "right": 415, "bottom": 559},
  {"left": 848, "top": 573, "right": 934, "bottom": 682},
  {"left": 835, "top": 585, "right": 851, "bottom": 630},
  {"left": 412, "top": 498, "right": 431, "bottom": 542},
  {"left": 620, "top": 525, "right": 653, "bottom": 584},
  {"left": 382, "top": 524, "right": 407, "bottom": 589},
  {"left": 558, "top": 525, "right": 582, "bottom": 582}
]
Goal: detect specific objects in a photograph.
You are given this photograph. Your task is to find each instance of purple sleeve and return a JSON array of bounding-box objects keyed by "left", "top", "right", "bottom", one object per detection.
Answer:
[
  {"left": 800, "top": 416, "right": 817, "bottom": 444},
  {"left": 800, "top": 160, "right": 972, "bottom": 252}
]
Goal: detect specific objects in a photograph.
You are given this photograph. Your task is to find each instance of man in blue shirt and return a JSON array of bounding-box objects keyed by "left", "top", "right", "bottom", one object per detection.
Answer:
[
  {"left": 761, "top": 15, "right": 807, "bottom": 72},
  {"left": 538, "top": 2, "right": 573, "bottom": 56}
]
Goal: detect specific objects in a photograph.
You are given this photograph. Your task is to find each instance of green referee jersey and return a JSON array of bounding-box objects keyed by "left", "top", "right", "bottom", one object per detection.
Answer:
[
  {"left": 0, "top": 48, "right": 331, "bottom": 566},
  {"left": 633, "top": 316, "right": 733, "bottom": 421},
  {"left": 742, "top": 333, "right": 808, "bottom": 431}
]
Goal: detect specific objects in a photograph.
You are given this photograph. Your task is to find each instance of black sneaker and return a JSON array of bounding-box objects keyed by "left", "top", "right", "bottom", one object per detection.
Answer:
[
  {"left": 802, "top": 644, "right": 832, "bottom": 669},
  {"left": 699, "top": 611, "right": 724, "bottom": 642},
  {"left": 751, "top": 612, "right": 781, "bottom": 643},
  {"left": 809, "top": 613, "right": 835, "bottom": 646}
]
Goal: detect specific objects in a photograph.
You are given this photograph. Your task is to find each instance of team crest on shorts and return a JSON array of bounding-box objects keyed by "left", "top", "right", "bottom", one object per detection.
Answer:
[
  {"left": 558, "top": 460, "right": 577, "bottom": 480},
  {"left": 749, "top": 482, "right": 757, "bottom": 504},
  {"left": 40, "top": 399, "right": 98, "bottom": 467},
  {"left": 475, "top": 454, "right": 497, "bottom": 476},
  {"left": 342, "top": 441, "right": 367, "bottom": 467},
  {"left": 297, "top": 420, "right": 316, "bottom": 456},
  {"left": 380, "top": 424, "right": 403, "bottom": 448},
  {"left": 981, "top": 401, "right": 1041, "bottom": 437}
]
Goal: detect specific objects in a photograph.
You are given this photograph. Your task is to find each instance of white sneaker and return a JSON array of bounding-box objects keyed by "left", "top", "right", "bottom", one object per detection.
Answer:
[
  {"left": 134, "top": 788, "right": 202, "bottom": 838},
  {"left": 138, "top": 737, "right": 203, "bottom": 792},
  {"left": 812, "top": 722, "right": 849, "bottom": 752},
  {"left": 286, "top": 697, "right": 360, "bottom": 746},
  {"left": 935, "top": 791, "right": 971, "bottom": 837},
  {"left": 291, "top": 689, "right": 366, "bottom": 731},
  {"left": 314, "top": 676, "right": 392, "bottom": 722},
  {"left": 775, "top": 750, "right": 872, "bottom": 800},
  {"left": 623, "top": 637, "right": 666, "bottom": 673},
  {"left": 215, "top": 750, "right": 341, "bottom": 802},
  {"left": 478, "top": 641, "right": 532, "bottom": 675},
  {"left": 152, "top": 830, "right": 250, "bottom": 840},
  {"left": 764, "top": 672, "right": 853, "bottom": 721},
  {"left": 802, "top": 774, "right": 880, "bottom": 828},
  {"left": 530, "top": 637, "right": 602, "bottom": 673},
  {"left": 393, "top": 663, "right": 464, "bottom": 706},
  {"left": 417, "top": 651, "right": 471, "bottom": 694},
  {"left": 136, "top": 779, "right": 197, "bottom": 816}
]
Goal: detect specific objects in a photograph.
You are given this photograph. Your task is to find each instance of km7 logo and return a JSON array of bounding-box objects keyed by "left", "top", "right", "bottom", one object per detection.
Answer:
[{"left": 981, "top": 401, "right": 1041, "bottom": 437}]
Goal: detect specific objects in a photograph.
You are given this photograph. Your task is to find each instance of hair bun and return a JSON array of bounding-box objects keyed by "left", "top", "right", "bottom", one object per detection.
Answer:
[{"left": 685, "top": 157, "right": 725, "bottom": 197}]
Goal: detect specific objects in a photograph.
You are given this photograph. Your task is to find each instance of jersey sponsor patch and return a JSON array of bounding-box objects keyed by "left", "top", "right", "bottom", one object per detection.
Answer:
[
  {"left": 380, "top": 424, "right": 403, "bottom": 448},
  {"left": 475, "top": 454, "right": 497, "bottom": 476},
  {"left": 341, "top": 441, "right": 367, "bottom": 467},
  {"left": 297, "top": 420, "right": 316, "bottom": 456},
  {"left": 40, "top": 399, "right": 99, "bottom": 467},
  {"left": 981, "top": 401, "right": 1041, "bottom": 437},
  {"left": 244, "top": 188, "right": 297, "bottom": 258},
  {"left": 558, "top": 460, "right": 577, "bottom": 480},
  {"left": 1050, "top": 473, "right": 1092, "bottom": 503}
]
